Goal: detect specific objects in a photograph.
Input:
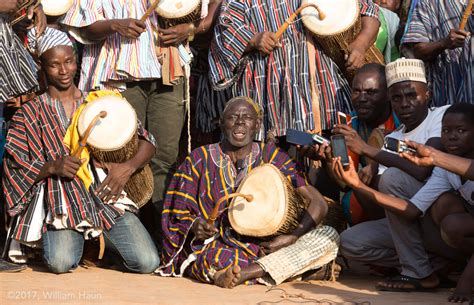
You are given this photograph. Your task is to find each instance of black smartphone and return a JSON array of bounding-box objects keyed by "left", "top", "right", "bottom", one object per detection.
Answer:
[
  {"left": 286, "top": 129, "right": 330, "bottom": 146},
  {"left": 384, "top": 137, "right": 417, "bottom": 154},
  {"left": 331, "top": 134, "right": 350, "bottom": 168}
]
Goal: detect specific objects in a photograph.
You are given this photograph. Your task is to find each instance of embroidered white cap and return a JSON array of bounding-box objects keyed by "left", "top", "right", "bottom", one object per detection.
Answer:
[{"left": 385, "top": 58, "right": 427, "bottom": 87}]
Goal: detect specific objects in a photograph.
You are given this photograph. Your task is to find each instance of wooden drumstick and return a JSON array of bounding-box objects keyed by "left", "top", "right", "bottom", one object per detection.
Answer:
[
  {"left": 72, "top": 111, "right": 107, "bottom": 158},
  {"left": 140, "top": 0, "right": 161, "bottom": 23},
  {"left": 207, "top": 193, "right": 254, "bottom": 225},
  {"left": 275, "top": 3, "right": 326, "bottom": 40},
  {"left": 459, "top": 0, "right": 474, "bottom": 30}
]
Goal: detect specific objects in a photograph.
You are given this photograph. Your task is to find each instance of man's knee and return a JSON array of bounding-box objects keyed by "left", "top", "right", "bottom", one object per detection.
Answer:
[
  {"left": 440, "top": 215, "right": 465, "bottom": 248},
  {"left": 431, "top": 192, "right": 466, "bottom": 226},
  {"left": 43, "top": 251, "right": 80, "bottom": 274},
  {"left": 340, "top": 227, "right": 365, "bottom": 259},
  {"left": 125, "top": 250, "right": 160, "bottom": 274},
  {"left": 378, "top": 167, "right": 416, "bottom": 198}
]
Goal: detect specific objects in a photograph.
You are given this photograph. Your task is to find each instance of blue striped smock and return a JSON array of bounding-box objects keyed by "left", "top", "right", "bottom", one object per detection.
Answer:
[
  {"left": 402, "top": 0, "right": 474, "bottom": 106},
  {"left": 208, "top": 0, "right": 379, "bottom": 139}
]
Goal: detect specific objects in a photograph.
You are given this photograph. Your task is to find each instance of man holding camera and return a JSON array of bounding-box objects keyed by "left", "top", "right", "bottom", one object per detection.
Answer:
[{"left": 335, "top": 58, "right": 457, "bottom": 291}]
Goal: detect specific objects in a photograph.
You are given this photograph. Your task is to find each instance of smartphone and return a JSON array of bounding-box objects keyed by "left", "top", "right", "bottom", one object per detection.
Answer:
[
  {"left": 331, "top": 134, "right": 350, "bottom": 168},
  {"left": 286, "top": 129, "right": 330, "bottom": 146},
  {"left": 338, "top": 112, "right": 348, "bottom": 125},
  {"left": 384, "top": 137, "right": 417, "bottom": 154}
]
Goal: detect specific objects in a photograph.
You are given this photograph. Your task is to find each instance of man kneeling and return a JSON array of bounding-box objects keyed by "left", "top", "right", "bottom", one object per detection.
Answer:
[
  {"left": 158, "top": 96, "right": 339, "bottom": 288},
  {"left": 3, "top": 27, "right": 159, "bottom": 274}
]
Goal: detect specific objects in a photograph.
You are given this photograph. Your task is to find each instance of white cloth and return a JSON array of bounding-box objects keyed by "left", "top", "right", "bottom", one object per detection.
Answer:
[
  {"left": 256, "top": 225, "right": 339, "bottom": 286},
  {"left": 410, "top": 167, "right": 474, "bottom": 214},
  {"left": 379, "top": 106, "right": 449, "bottom": 175}
]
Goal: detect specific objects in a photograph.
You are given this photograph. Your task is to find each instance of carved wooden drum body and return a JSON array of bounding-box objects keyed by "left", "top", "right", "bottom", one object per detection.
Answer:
[{"left": 77, "top": 96, "right": 153, "bottom": 208}]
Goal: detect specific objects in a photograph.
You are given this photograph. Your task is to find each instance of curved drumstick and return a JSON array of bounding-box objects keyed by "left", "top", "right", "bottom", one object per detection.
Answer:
[
  {"left": 72, "top": 111, "right": 107, "bottom": 158},
  {"left": 11, "top": 0, "right": 42, "bottom": 26},
  {"left": 459, "top": 0, "right": 474, "bottom": 30},
  {"left": 140, "top": 0, "right": 161, "bottom": 23},
  {"left": 207, "top": 193, "right": 254, "bottom": 225},
  {"left": 275, "top": 3, "right": 326, "bottom": 40}
]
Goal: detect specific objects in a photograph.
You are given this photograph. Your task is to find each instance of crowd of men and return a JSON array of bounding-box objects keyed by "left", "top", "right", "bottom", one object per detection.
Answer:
[{"left": 0, "top": 0, "right": 473, "bottom": 303}]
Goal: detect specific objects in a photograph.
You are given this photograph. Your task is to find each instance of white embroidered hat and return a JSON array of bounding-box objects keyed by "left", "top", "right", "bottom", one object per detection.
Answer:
[{"left": 385, "top": 58, "right": 427, "bottom": 87}]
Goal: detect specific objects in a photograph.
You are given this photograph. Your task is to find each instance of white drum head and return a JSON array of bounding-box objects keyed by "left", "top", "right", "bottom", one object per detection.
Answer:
[
  {"left": 77, "top": 96, "right": 137, "bottom": 151},
  {"left": 155, "top": 0, "right": 201, "bottom": 19},
  {"left": 228, "top": 164, "right": 288, "bottom": 237},
  {"left": 41, "top": 0, "right": 73, "bottom": 16},
  {"left": 301, "top": 0, "right": 359, "bottom": 36}
]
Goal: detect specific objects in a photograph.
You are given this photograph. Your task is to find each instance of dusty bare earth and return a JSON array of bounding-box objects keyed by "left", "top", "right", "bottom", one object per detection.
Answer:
[{"left": 0, "top": 265, "right": 466, "bottom": 305}]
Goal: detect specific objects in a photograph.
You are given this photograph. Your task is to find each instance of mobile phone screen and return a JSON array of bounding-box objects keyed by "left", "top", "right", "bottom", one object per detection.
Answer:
[
  {"left": 331, "top": 135, "right": 349, "bottom": 167},
  {"left": 338, "top": 112, "right": 348, "bottom": 125},
  {"left": 384, "top": 137, "right": 400, "bottom": 152},
  {"left": 286, "top": 129, "right": 314, "bottom": 146}
]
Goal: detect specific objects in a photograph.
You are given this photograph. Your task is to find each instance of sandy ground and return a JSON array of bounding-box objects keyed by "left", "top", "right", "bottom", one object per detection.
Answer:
[{"left": 0, "top": 265, "right": 466, "bottom": 305}]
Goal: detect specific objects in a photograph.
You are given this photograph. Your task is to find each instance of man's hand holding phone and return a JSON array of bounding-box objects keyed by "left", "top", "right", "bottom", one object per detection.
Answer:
[
  {"left": 384, "top": 137, "right": 417, "bottom": 155},
  {"left": 331, "top": 155, "right": 361, "bottom": 188}
]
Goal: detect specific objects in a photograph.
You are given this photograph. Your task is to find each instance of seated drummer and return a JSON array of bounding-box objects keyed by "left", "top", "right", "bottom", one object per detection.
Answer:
[
  {"left": 158, "top": 96, "right": 339, "bottom": 288},
  {"left": 3, "top": 27, "right": 159, "bottom": 274}
]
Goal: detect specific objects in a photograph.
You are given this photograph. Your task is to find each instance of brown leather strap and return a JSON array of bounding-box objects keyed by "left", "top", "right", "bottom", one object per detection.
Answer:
[{"left": 98, "top": 234, "right": 105, "bottom": 260}]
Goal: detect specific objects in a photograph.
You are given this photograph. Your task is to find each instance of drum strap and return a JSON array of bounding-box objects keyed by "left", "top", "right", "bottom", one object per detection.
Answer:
[{"left": 305, "top": 33, "right": 322, "bottom": 134}]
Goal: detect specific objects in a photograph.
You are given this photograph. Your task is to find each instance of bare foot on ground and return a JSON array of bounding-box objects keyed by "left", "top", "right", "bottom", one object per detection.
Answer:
[
  {"left": 448, "top": 259, "right": 474, "bottom": 303},
  {"left": 214, "top": 265, "right": 241, "bottom": 289}
]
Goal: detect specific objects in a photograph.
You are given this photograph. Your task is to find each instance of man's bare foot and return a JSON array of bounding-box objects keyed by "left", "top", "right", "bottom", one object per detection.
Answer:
[
  {"left": 214, "top": 265, "right": 241, "bottom": 289},
  {"left": 448, "top": 259, "right": 474, "bottom": 303},
  {"left": 376, "top": 273, "right": 439, "bottom": 292}
]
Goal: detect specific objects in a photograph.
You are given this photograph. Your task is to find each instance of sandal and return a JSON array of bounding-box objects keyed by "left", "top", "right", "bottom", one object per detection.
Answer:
[{"left": 375, "top": 275, "right": 438, "bottom": 292}]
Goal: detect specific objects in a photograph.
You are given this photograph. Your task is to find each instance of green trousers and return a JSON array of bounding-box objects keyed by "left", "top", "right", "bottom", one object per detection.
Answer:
[{"left": 122, "top": 80, "right": 185, "bottom": 239}]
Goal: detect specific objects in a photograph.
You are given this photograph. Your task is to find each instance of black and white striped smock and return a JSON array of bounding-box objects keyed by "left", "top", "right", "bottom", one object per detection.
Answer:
[{"left": 0, "top": 15, "right": 38, "bottom": 103}]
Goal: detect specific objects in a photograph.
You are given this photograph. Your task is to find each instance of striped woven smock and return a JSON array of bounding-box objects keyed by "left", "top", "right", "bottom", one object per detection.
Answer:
[
  {"left": 0, "top": 15, "right": 38, "bottom": 103},
  {"left": 60, "top": 0, "right": 162, "bottom": 92},
  {"left": 209, "top": 0, "right": 379, "bottom": 139},
  {"left": 402, "top": 0, "right": 474, "bottom": 106},
  {"left": 159, "top": 142, "right": 308, "bottom": 282},
  {"left": 3, "top": 93, "right": 156, "bottom": 243}
]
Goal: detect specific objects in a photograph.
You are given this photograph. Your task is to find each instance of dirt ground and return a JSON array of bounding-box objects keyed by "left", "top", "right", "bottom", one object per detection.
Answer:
[{"left": 0, "top": 265, "right": 466, "bottom": 305}]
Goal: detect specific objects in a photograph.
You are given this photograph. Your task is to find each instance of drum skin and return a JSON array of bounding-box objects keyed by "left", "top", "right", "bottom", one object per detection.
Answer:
[
  {"left": 301, "top": 0, "right": 359, "bottom": 36},
  {"left": 228, "top": 164, "right": 347, "bottom": 237},
  {"left": 228, "top": 164, "right": 308, "bottom": 237},
  {"left": 301, "top": 0, "right": 384, "bottom": 80},
  {"left": 77, "top": 96, "right": 153, "bottom": 208},
  {"left": 155, "top": 0, "right": 201, "bottom": 25},
  {"left": 41, "top": 0, "right": 73, "bottom": 16}
]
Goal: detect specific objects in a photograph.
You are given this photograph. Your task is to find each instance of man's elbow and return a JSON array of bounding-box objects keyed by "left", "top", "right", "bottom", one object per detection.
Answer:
[{"left": 413, "top": 43, "right": 436, "bottom": 62}]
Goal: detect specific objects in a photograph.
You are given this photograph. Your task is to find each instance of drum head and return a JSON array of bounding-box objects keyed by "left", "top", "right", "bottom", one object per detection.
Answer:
[
  {"left": 301, "top": 0, "right": 359, "bottom": 36},
  {"left": 77, "top": 95, "right": 137, "bottom": 151},
  {"left": 155, "top": 0, "right": 201, "bottom": 19},
  {"left": 228, "top": 164, "right": 288, "bottom": 237},
  {"left": 41, "top": 0, "right": 73, "bottom": 16}
]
